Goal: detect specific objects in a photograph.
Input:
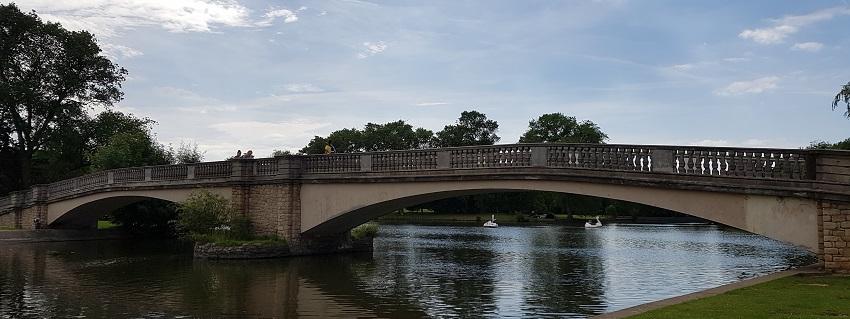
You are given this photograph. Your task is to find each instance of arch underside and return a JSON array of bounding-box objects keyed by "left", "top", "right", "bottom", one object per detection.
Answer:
[
  {"left": 300, "top": 180, "right": 819, "bottom": 252},
  {"left": 48, "top": 188, "right": 232, "bottom": 229}
]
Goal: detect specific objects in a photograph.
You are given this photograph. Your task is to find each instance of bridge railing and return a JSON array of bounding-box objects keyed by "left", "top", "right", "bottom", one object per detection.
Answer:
[
  {"left": 298, "top": 143, "right": 819, "bottom": 181},
  {"left": 1, "top": 143, "right": 847, "bottom": 213}
]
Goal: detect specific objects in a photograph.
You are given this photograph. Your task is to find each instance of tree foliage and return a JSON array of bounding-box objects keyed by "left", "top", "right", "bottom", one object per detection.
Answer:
[
  {"left": 109, "top": 199, "right": 177, "bottom": 235},
  {"left": 0, "top": 4, "right": 127, "bottom": 187},
  {"left": 176, "top": 190, "right": 235, "bottom": 235},
  {"left": 362, "top": 121, "right": 433, "bottom": 151},
  {"left": 808, "top": 138, "right": 850, "bottom": 150},
  {"left": 175, "top": 142, "right": 204, "bottom": 164},
  {"left": 299, "top": 121, "right": 433, "bottom": 154},
  {"left": 89, "top": 130, "right": 174, "bottom": 170},
  {"left": 519, "top": 113, "right": 608, "bottom": 144},
  {"left": 834, "top": 81, "right": 850, "bottom": 118},
  {"left": 434, "top": 111, "right": 500, "bottom": 147}
]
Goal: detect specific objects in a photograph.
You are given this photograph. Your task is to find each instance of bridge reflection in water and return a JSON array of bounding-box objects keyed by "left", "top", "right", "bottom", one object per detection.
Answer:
[{"left": 0, "top": 224, "right": 813, "bottom": 318}]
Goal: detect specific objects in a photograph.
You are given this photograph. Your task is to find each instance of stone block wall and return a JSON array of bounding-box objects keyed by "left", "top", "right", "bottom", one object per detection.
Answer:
[
  {"left": 0, "top": 211, "right": 18, "bottom": 229},
  {"left": 20, "top": 205, "right": 47, "bottom": 230},
  {"left": 820, "top": 200, "right": 850, "bottom": 273},
  {"left": 233, "top": 183, "right": 302, "bottom": 245}
]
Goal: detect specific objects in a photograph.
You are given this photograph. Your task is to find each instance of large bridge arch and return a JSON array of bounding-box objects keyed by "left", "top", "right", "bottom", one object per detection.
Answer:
[
  {"left": 300, "top": 180, "right": 819, "bottom": 251},
  {"left": 48, "top": 187, "right": 232, "bottom": 229}
]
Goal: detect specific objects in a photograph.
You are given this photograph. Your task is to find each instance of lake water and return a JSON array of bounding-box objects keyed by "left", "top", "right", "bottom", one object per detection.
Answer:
[{"left": 0, "top": 223, "right": 814, "bottom": 318}]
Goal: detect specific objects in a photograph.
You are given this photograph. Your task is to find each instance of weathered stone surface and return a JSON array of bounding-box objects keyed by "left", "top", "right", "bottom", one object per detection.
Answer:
[
  {"left": 819, "top": 200, "right": 850, "bottom": 273},
  {"left": 193, "top": 242, "right": 289, "bottom": 259}
]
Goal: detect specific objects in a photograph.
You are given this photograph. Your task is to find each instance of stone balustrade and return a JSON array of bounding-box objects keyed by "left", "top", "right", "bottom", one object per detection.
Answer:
[{"left": 0, "top": 143, "right": 846, "bottom": 214}]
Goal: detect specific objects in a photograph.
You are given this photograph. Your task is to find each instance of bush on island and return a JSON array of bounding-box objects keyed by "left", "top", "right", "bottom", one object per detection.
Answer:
[
  {"left": 351, "top": 223, "right": 379, "bottom": 240},
  {"left": 177, "top": 190, "right": 285, "bottom": 247}
]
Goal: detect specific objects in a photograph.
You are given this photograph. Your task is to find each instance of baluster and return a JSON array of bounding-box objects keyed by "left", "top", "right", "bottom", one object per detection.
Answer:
[
  {"left": 686, "top": 150, "right": 696, "bottom": 174},
  {"left": 775, "top": 153, "right": 787, "bottom": 179}
]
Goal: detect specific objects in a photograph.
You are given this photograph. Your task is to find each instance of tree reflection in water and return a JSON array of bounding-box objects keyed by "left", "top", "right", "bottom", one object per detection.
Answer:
[{"left": 0, "top": 224, "right": 814, "bottom": 318}]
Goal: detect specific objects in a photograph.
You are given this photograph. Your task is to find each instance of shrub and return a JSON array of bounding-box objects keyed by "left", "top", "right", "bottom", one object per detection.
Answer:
[
  {"left": 177, "top": 190, "right": 234, "bottom": 235},
  {"left": 351, "top": 223, "right": 378, "bottom": 240},
  {"left": 228, "top": 214, "right": 253, "bottom": 241}
]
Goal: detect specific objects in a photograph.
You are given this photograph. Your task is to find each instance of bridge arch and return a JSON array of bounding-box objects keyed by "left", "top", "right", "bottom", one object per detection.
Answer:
[
  {"left": 48, "top": 188, "right": 232, "bottom": 229},
  {"left": 300, "top": 180, "right": 819, "bottom": 251}
]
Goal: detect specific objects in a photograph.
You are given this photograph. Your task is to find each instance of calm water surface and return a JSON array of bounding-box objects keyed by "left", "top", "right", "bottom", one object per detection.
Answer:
[{"left": 0, "top": 224, "right": 814, "bottom": 318}]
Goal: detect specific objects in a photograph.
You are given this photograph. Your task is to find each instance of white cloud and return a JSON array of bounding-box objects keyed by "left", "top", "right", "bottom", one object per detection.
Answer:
[
  {"left": 722, "top": 57, "right": 750, "bottom": 63},
  {"left": 791, "top": 42, "right": 823, "bottom": 52},
  {"left": 715, "top": 76, "right": 780, "bottom": 96},
  {"left": 739, "top": 6, "right": 850, "bottom": 44},
  {"left": 689, "top": 139, "right": 775, "bottom": 148},
  {"left": 208, "top": 119, "right": 329, "bottom": 156},
  {"left": 256, "top": 8, "right": 299, "bottom": 26},
  {"left": 415, "top": 102, "right": 450, "bottom": 106},
  {"left": 99, "top": 43, "right": 143, "bottom": 59},
  {"left": 283, "top": 83, "right": 325, "bottom": 93},
  {"left": 18, "top": 0, "right": 253, "bottom": 37},
  {"left": 671, "top": 64, "right": 694, "bottom": 71},
  {"left": 691, "top": 139, "right": 730, "bottom": 147},
  {"left": 357, "top": 41, "right": 388, "bottom": 59}
]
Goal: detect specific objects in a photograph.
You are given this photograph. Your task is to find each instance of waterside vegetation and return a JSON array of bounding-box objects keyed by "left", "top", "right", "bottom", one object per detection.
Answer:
[{"left": 177, "top": 190, "right": 286, "bottom": 247}]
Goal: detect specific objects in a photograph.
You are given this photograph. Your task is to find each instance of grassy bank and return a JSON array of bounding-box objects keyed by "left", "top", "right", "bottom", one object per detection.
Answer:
[{"left": 628, "top": 274, "right": 850, "bottom": 319}]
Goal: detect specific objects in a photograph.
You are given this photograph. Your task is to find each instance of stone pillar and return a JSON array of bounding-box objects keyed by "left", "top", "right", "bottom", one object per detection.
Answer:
[
  {"left": 531, "top": 146, "right": 547, "bottom": 167},
  {"left": 820, "top": 200, "right": 850, "bottom": 273},
  {"left": 651, "top": 148, "right": 675, "bottom": 173},
  {"left": 437, "top": 150, "right": 451, "bottom": 169},
  {"left": 360, "top": 154, "right": 372, "bottom": 172}
]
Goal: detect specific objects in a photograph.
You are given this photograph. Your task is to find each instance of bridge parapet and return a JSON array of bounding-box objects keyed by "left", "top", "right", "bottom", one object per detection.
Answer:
[
  {"left": 300, "top": 143, "right": 816, "bottom": 179},
  {"left": 0, "top": 143, "right": 848, "bottom": 214}
]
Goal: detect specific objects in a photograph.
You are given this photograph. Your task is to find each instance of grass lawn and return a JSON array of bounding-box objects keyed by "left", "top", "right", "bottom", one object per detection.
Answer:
[
  {"left": 97, "top": 220, "right": 119, "bottom": 229},
  {"left": 629, "top": 275, "right": 850, "bottom": 319}
]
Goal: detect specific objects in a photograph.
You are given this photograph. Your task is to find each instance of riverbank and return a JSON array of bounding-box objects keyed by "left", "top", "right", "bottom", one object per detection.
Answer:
[{"left": 596, "top": 268, "right": 849, "bottom": 319}]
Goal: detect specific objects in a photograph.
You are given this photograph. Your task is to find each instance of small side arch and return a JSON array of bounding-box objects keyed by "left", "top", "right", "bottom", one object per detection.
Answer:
[
  {"left": 300, "top": 180, "right": 819, "bottom": 251},
  {"left": 48, "top": 188, "right": 232, "bottom": 229}
]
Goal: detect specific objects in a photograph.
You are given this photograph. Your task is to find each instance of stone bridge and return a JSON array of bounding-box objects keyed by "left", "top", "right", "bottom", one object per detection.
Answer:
[{"left": 1, "top": 143, "right": 849, "bottom": 271}]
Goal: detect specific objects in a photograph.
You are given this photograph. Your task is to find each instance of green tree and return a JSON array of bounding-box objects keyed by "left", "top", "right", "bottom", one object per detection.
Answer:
[
  {"left": 434, "top": 111, "right": 500, "bottom": 147},
  {"left": 834, "top": 81, "right": 850, "bottom": 118},
  {"left": 89, "top": 130, "right": 174, "bottom": 170},
  {"left": 299, "top": 136, "right": 329, "bottom": 154},
  {"left": 328, "top": 128, "right": 364, "bottom": 153},
  {"left": 362, "top": 120, "right": 433, "bottom": 151},
  {"left": 0, "top": 4, "right": 127, "bottom": 187},
  {"left": 271, "top": 149, "right": 291, "bottom": 157},
  {"left": 175, "top": 142, "right": 204, "bottom": 164},
  {"left": 109, "top": 199, "right": 177, "bottom": 235},
  {"left": 519, "top": 113, "right": 608, "bottom": 143},
  {"left": 808, "top": 138, "right": 850, "bottom": 150}
]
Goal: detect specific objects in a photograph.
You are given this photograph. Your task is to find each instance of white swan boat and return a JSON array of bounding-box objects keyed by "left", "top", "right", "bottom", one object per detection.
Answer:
[
  {"left": 584, "top": 216, "right": 602, "bottom": 228},
  {"left": 483, "top": 215, "right": 498, "bottom": 228}
]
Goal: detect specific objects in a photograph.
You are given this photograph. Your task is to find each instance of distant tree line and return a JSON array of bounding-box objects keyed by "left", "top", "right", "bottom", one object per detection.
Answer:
[{"left": 298, "top": 110, "right": 676, "bottom": 219}]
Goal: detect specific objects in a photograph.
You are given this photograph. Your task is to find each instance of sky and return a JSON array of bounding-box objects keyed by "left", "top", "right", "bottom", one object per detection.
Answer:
[{"left": 9, "top": 0, "right": 850, "bottom": 160}]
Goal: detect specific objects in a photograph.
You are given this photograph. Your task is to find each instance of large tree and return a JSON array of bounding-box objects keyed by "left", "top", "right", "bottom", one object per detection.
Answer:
[
  {"left": 0, "top": 4, "right": 127, "bottom": 187},
  {"left": 362, "top": 120, "right": 433, "bottom": 151},
  {"left": 834, "top": 81, "right": 850, "bottom": 118},
  {"left": 519, "top": 113, "right": 608, "bottom": 144},
  {"left": 299, "top": 121, "right": 433, "bottom": 154},
  {"left": 433, "top": 111, "right": 500, "bottom": 147},
  {"left": 89, "top": 130, "right": 174, "bottom": 170}
]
